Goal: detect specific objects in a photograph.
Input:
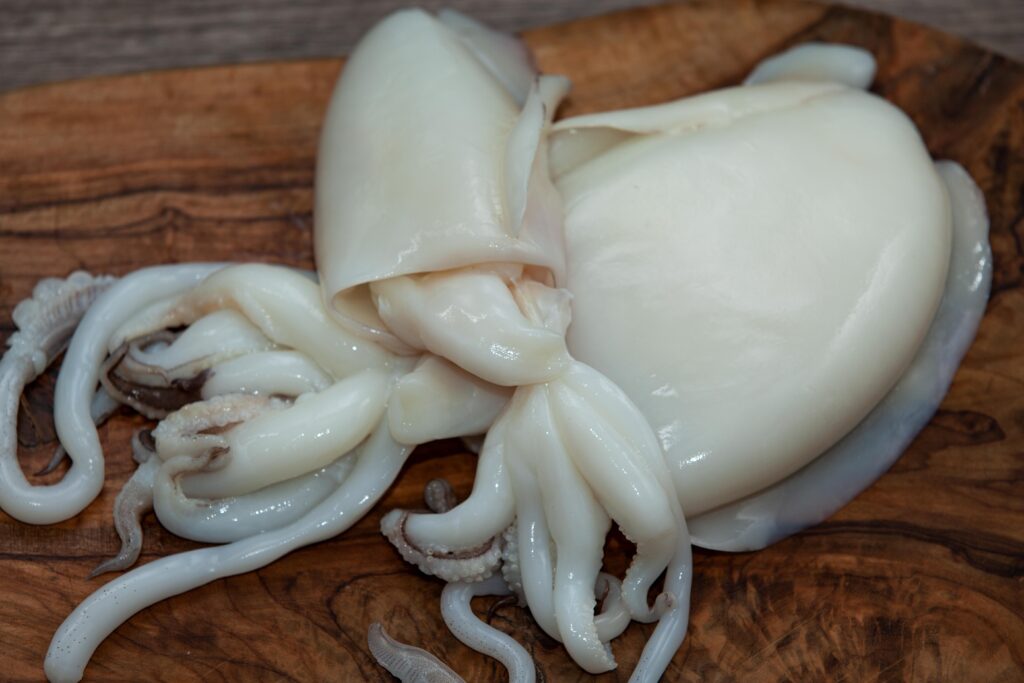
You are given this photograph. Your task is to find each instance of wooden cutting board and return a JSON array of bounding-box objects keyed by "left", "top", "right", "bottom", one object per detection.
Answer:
[{"left": 1, "top": 1, "right": 1022, "bottom": 680}]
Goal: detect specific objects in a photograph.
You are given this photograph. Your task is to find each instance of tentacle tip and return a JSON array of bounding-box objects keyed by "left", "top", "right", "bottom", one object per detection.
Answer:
[
  {"left": 423, "top": 478, "right": 458, "bottom": 514},
  {"left": 87, "top": 558, "right": 121, "bottom": 580},
  {"left": 581, "top": 648, "right": 618, "bottom": 676},
  {"left": 367, "top": 621, "right": 386, "bottom": 645},
  {"left": 380, "top": 508, "right": 406, "bottom": 537},
  {"left": 653, "top": 591, "right": 676, "bottom": 617},
  {"left": 381, "top": 509, "right": 502, "bottom": 583},
  {"left": 367, "top": 621, "right": 464, "bottom": 682},
  {"left": 35, "top": 445, "right": 68, "bottom": 476}
]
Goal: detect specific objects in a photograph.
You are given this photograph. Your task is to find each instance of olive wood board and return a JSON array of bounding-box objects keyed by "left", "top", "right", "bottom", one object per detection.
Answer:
[{"left": 0, "top": 0, "right": 1022, "bottom": 680}]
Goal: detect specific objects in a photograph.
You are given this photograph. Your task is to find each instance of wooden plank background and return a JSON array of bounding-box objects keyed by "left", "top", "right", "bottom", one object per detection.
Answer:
[{"left": 0, "top": 0, "right": 1022, "bottom": 93}]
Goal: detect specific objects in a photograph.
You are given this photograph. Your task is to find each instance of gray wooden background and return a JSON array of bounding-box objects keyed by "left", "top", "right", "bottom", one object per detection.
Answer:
[{"left": 1, "top": 0, "right": 1021, "bottom": 93}]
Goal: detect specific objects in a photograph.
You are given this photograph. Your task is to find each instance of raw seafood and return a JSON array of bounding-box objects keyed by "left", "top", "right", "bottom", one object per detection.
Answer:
[{"left": 0, "top": 6, "right": 991, "bottom": 683}]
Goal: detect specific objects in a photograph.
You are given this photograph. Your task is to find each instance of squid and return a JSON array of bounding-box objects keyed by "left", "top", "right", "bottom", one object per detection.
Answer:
[
  {"left": 0, "top": 9, "right": 991, "bottom": 683},
  {"left": 312, "top": 19, "right": 989, "bottom": 681}
]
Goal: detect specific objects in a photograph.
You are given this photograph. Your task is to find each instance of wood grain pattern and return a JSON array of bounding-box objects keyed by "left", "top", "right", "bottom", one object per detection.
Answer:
[
  {"left": 1, "top": 0, "right": 1022, "bottom": 94},
  {"left": 1, "top": 1, "right": 1023, "bottom": 681}
]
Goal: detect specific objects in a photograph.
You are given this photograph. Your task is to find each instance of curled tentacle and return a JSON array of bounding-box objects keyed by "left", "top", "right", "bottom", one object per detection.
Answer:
[
  {"left": 629, "top": 519, "right": 693, "bottom": 683},
  {"left": 382, "top": 389, "right": 514, "bottom": 582},
  {"left": 101, "top": 310, "right": 275, "bottom": 419},
  {"left": 367, "top": 622, "right": 463, "bottom": 683},
  {"left": 90, "top": 444, "right": 159, "bottom": 577},
  {"left": 380, "top": 509, "right": 503, "bottom": 584},
  {"left": 393, "top": 413, "right": 514, "bottom": 554},
  {"left": 0, "top": 271, "right": 117, "bottom": 524},
  {"left": 151, "top": 369, "right": 388, "bottom": 499},
  {"left": 45, "top": 421, "right": 411, "bottom": 683},
  {"left": 499, "top": 522, "right": 524, "bottom": 604},
  {"left": 595, "top": 573, "right": 631, "bottom": 643},
  {"left": 37, "top": 387, "right": 120, "bottom": 476},
  {"left": 5, "top": 272, "right": 118, "bottom": 370},
  {"left": 441, "top": 573, "right": 535, "bottom": 683},
  {"left": 500, "top": 528, "right": 632, "bottom": 642},
  {"left": 150, "top": 392, "right": 276, "bottom": 463},
  {"left": 113, "top": 310, "right": 273, "bottom": 378},
  {"left": 100, "top": 334, "right": 207, "bottom": 421},
  {"left": 34, "top": 264, "right": 226, "bottom": 526},
  {"left": 153, "top": 450, "right": 357, "bottom": 544}
]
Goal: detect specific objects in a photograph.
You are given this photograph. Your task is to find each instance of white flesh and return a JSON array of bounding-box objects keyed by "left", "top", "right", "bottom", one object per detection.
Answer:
[
  {"left": 687, "top": 161, "right": 991, "bottom": 549},
  {"left": 314, "top": 10, "right": 568, "bottom": 346},
  {"left": 557, "top": 83, "right": 952, "bottom": 516},
  {"left": 171, "top": 369, "right": 389, "bottom": 498}
]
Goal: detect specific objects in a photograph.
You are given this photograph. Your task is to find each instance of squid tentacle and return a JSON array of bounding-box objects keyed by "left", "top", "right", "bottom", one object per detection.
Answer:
[
  {"left": 441, "top": 573, "right": 535, "bottom": 683},
  {"left": 380, "top": 462, "right": 507, "bottom": 585},
  {"left": 521, "top": 280, "right": 683, "bottom": 624},
  {"left": 367, "top": 623, "right": 464, "bottom": 683},
  {"left": 151, "top": 392, "right": 276, "bottom": 463},
  {"left": 201, "top": 350, "right": 333, "bottom": 399},
  {"left": 0, "top": 271, "right": 117, "bottom": 524},
  {"left": 156, "top": 370, "right": 389, "bottom": 500},
  {"left": 505, "top": 444, "right": 560, "bottom": 642},
  {"left": 380, "top": 360, "right": 514, "bottom": 581},
  {"left": 516, "top": 386, "right": 615, "bottom": 674},
  {"left": 114, "top": 264, "right": 392, "bottom": 381},
  {"left": 153, "top": 450, "right": 357, "bottom": 545},
  {"left": 100, "top": 310, "right": 276, "bottom": 419},
  {"left": 629, "top": 518, "right": 693, "bottom": 683},
  {"left": 595, "top": 573, "right": 631, "bottom": 642},
  {"left": 90, "top": 441, "right": 159, "bottom": 577},
  {"left": 501, "top": 516, "right": 630, "bottom": 645},
  {"left": 380, "top": 509, "right": 504, "bottom": 584},
  {"left": 387, "top": 355, "right": 511, "bottom": 446},
  {"left": 45, "top": 421, "right": 411, "bottom": 683},
  {"left": 37, "top": 387, "right": 120, "bottom": 476},
  {"left": 550, "top": 363, "right": 683, "bottom": 623},
  {"left": 36, "top": 264, "right": 226, "bottom": 526},
  {"left": 389, "top": 412, "right": 514, "bottom": 553},
  {"left": 424, "top": 478, "right": 459, "bottom": 514}
]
